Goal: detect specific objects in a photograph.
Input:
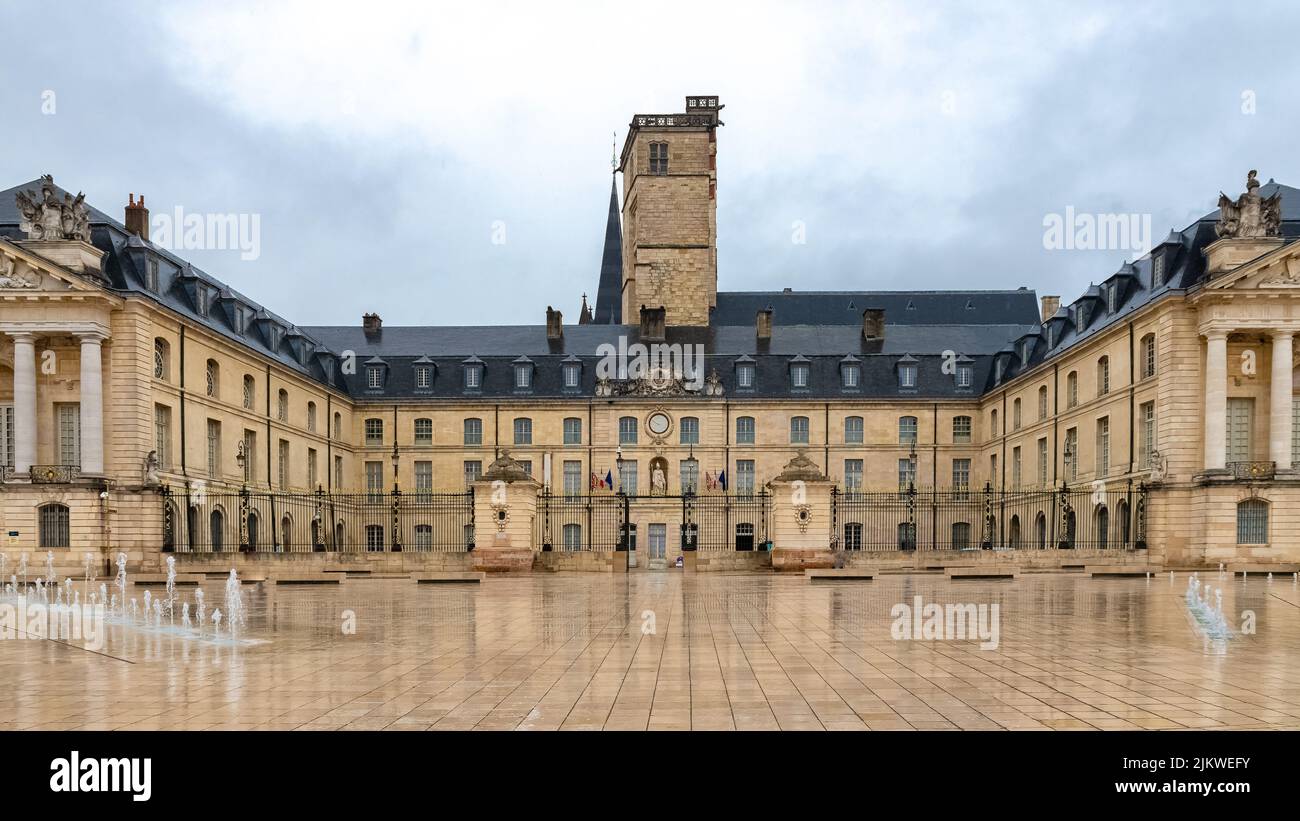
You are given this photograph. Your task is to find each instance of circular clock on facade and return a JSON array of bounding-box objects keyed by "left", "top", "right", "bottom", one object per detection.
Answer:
[{"left": 647, "top": 411, "right": 672, "bottom": 437}]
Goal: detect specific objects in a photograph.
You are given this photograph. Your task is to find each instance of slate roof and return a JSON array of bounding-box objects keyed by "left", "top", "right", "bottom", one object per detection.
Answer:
[
  {"left": 3, "top": 175, "right": 1296, "bottom": 401},
  {"left": 593, "top": 179, "right": 622, "bottom": 324}
]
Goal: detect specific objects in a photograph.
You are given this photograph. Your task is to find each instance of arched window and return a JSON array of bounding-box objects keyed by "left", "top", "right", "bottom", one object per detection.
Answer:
[
  {"left": 618, "top": 416, "right": 637, "bottom": 445},
  {"left": 898, "top": 416, "right": 918, "bottom": 445},
  {"left": 243, "top": 374, "right": 255, "bottom": 409},
  {"left": 897, "top": 522, "right": 917, "bottom": 550},
  {"left": 335, "top": 520, "right": 345, "bottom": 550},
  {"left": 415, "top": 524, "right": 434, "bottom": 551},
  {"left": 1140, "top": 333, "right": 1156, "bottom": 379},
  {"left": 210, "top": 507, "right": 225, "bottom": 552},
  {"left": 991, "top": 409, "right": 998, "bottom": 435},
  {"left": 154, "top": 338, "right": 170, "bottom": 381},
  {"left": 414, "top": 418, "right": 433, "bottom": 444},
  {"left": 1094, "top": 505, "right": 1109, "bottom": 549},
  {"left": 844, "top": 416, "right": 864, "bottom": 444},
  {"left": 844, "top": 522, "right": 863, "bottom": 551},
  {"left": 247, "top": 510, "right": 260, "bottom": 551},
  {"left": 206, "top": 359, "right": 220, "bottom": 398},
  {"left": 307, "top": 401, "right": 317, "bottom": 432},
  {"left": 1066, "top": 371, "right": 1078, "bottom": 408},
  {"left": 562, "top": 523, "right": 582, "bottom": 551},
  {"left": 1117, "top": 500, "right": 1130, "bottom": 545},
  {"left": 333, "top": 412, "right": 342, "bottom": 440},
  {"left": 951, "top": 522, "right": 971, "bottom": 550},
  {"left": 38, "top": 503, "right": 70, "bottom": 548},
  {"left": 280, "top": 513, "right": 293, "bottom": 551},
  {"left": 735, "top": 523, "right": 755, "bottom": 551},
  {"left": 1035, "top": 512, "right": 1047, "bottom": 549},
  {"left": 277, "top": 389, "right": 288, "bottom": 421},
  {"left": 789, "top": 416, "right": 810, "bottom": 444},
  {"left": 1009, "top": 514, "right": 1021, "bottom": 549},
  {"left": 1012, "top": 398, "right": 1022, "bottom": 430},
  {"left": 1237, "top": 499, "right": 1269, "bottom": 544},
  {"left": 1097, "top": 356, "right": 1110, "bottom": 396},
  {"left": 1038, "top": 385, "right": 1049, "bottom": 420}
]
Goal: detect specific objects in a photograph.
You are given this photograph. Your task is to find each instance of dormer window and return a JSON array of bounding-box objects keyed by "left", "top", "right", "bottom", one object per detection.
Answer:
[
  {"left": 1152, "top": 254, "right": 1165, "bottom": 287},
  {"left": 366, "top": 365, "right": 383, "bottom": 389},
  {"left": 898, "top": 358, "right": 918, "bottom": 389},
  {"left": 790, "top": 359, "right": 810, "bottom": 389},
  {"left": 736, "top": 359, "right": 755, "bottom": 389},
  {"left": 562, "top": 360, "right": 581, "bottom": 390},
  {"left": 146, "top": 258, "right": 159, "bottom": 292},
  {"left": 513, "top": 357, "right": 533, "bottom": 390},
  {"left": 463, "top": 358, "right": 484, "bottom": 390},
  {"left": 195, "top": 287, "right": 212, "bottom": 317},
  {"left": 1107, "top": 284, "right": 1118, "bottom": 314},
  {"left": 415, "top": 365, "right": 432, "bottom": 390},
  {"left": 840, "top": 357, "right": 860, "bottom": 389},
  {"left": 956, "top": 364, "right": 973, "bottom": 388}
]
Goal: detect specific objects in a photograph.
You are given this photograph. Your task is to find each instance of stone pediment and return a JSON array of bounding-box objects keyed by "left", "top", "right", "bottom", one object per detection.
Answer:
[
  {"left": 1204, "top": 239, "right": 1300, "bottom": 291},
  {"left": 0, "top": 240, "right": 97, "bottom": 293}
]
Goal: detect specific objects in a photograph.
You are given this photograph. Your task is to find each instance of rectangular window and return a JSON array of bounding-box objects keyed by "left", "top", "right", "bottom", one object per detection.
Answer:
[
  {"left": 367, "top": 366, "right": 383, "bottom": 389},
  {"left": 735, "top": 460, "right": 755, "bottom": 495},
  {"left": 844, "top": 459, "right": 863, "bottom": 493},
  {"left": 365, "top": 418, "right": 383, "bottom": 446},
  {"left": 464, "top": 418, "right": 483, "bottom": 446},
  {"left": 206, "top": 419, "right": 221, "bottom": 478},
  {"left": 619, "top": 460, "right": 638, "bottom": 495},
  {"left": 365, "top": 461, "right": 384, "bottom": 500},
  {"left": 680, "top": 459, "right": 699, "bottom": 494},
  {"left": 899, "top": 364, "right": 917, "bottom": 388},
  {"left": 563, "top": 460, "right": 582, "bottom": 496},
  {"left": 1095, "top": 416, "right": 1110, "bottom": 478},
  {"left": 649, "top": 142, "right": 668, "bottom": 175},
  {"left": 679, "top": 417, "right": 699, "bottom": 445},
  {"left": 735, "top": 417, "right": 755, "bottom": 444},
  {"left": 952, "top": 416, "right": 972, "bottom": 443},
  {"left": 952, "top": 458, "right": 970, "bottom": 490},
  {"left": 154, "top": 404, "right": 171, "bottom": 470},
  {"left": 842, "top": 364, "right": 859, "bottom": 388},
  {"left": 1037, "top": 437, "right": 1048, "bottom": 486},
  {"left": 243, "top": 430, "right": 257, "bottom": 483},
  {"left": 58, "top": 403, "right": 81, "bottom": 468},
  {"left": 146, "top": 258, "right": 160, "bottom": 292},
  {"left": 514, "top": 365, "right": 532, "bottom": 389},
  {"left": 514, "top": 418, "right": 532, "bottom": 445},
  {"left": 415, "top": 366, "right": 432, "bottom": 389},
  {"left": 278, "top": 439, "right": 290, "bottom": 488},
  {"left": 898, "top": 458, "right": 916, "bottom": 489},
  {"left": 790, "top": 416, "right": 809, "bottom": 444},
  {"left": 791, "top": 364, "right": 809, "bottom": 388},
  {"left": 844, "top": 416, "right": 863, "bottom": 444},
  {"left": 563, "top": 417, "right": 582, "bottom": 445},
  {"left": 1227, "top": 398, "right": 1254, "bottom": 463},
  {"left": 463, "top": 460, "right": 482, "bottom": 486},
  {"left": 563, "top": 363, "right": 580, "bottom": 389},
  {"left": 956, "top": 365, "right": 972, "bottom": 388},
  {"left": 415, "top": 461, "right": 432, "bottom": 494},
  {"left": 464, "top": 365, "right": 481, "bottom": 389},
  {"left": 414, "top": 418, "right": 433, "bottom": 444},
  {"left": 0, "top": 404, "right": 12, "bottom": 468}
]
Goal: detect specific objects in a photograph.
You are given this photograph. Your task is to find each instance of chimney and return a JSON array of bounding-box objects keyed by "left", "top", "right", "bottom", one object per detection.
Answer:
[
  {"left": 862, "top": 308, "right": 885, "bottom": 341},
  {"left": 1040, "top": 295, "right": 1060, "bottom": 322},
  {"left": 546, "top": 306, "right": 563, "bottom": 340},
  {"left": 125, "top": 193, "right": 149, "bottom": 241},
  {"left": 756, "top": 307, "right": 773, "bottom": 341},
  {"left": 362, "top": 312, "right": 382, "bottom": 338},
  {"left": 639, "top": 305, "right": 666, "bottom": 342}
]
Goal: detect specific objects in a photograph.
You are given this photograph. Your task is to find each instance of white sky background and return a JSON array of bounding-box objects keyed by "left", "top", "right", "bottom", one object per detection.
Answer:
[{"left": 1, "top": 0, "right": 1298, "bottom": 326}]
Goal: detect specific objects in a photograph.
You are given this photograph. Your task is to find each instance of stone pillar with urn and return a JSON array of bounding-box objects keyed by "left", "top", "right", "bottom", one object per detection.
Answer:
[
  {"left": 470, "top": 451, "right": 540, "bottom": 572},
  {"left": 766, "top": 450, "right": 835, "bottom": 571}
]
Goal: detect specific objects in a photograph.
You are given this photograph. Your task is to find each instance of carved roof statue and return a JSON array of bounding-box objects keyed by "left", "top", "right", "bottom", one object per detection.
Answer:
[
  {"left": 483, "top": 450, "right": 534, "bottom": 483},
  {"left": 15, "top": 175, "right": 92, "bottom": 242},
  {"left": 1216, "top": 170, "right": 1282, "bottom": 239},
  {"left": 773, "top": 449, "right": 830, "bottom": 483}
]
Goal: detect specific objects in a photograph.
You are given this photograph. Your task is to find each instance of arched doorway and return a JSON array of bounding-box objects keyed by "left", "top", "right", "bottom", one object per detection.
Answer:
[{"left": 210, "top": 507, "right": 225, "bottom": 552}]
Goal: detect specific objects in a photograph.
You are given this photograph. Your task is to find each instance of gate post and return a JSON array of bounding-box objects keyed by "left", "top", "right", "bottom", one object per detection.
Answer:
[
  {"left": 470, "top": 451, "right": 541, "bottom": 572},
  {"left": 766, "top": 450, "right": 835, "bottom": 571}
]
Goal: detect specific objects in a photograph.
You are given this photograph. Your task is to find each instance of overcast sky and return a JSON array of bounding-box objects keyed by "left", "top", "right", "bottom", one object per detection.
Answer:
[{"left": 2, "top": 1, "right": 1298, "bottom": 327}]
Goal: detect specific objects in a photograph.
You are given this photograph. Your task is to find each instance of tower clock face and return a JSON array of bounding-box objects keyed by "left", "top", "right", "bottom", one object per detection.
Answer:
[{"left": 647, "top": 412, "right": 671, "bottom": 436}]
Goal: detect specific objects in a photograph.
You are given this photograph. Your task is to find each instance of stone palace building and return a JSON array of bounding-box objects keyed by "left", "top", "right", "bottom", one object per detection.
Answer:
[{"left": 2, "top": 95, "right": 1299, "bottom": 575}]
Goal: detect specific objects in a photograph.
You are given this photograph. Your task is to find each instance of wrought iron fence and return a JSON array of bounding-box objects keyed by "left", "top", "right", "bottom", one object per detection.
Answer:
[
  {"left": 534, "top": 491, "right": 771, "bottom": 552},
  {"left": 831, "top": 482, "right": 1147, "bottom": 552},
  {"left": 162, "top": 487, "right": 474, "bottom": 553},
  {"left": 684, "top": 491, "right": 769, "bottom": 551},
  {"left": 535, "top": 492, "right": 625, "bottom": 551}
]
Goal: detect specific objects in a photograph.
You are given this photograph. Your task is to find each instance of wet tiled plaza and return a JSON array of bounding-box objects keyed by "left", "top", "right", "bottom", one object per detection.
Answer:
[{"left": 2, "top": 571, "right": 1299, "bottom": 730}]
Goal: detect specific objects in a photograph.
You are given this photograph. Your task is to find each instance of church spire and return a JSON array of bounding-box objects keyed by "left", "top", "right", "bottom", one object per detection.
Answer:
[
  {"left": 579, "top": 293, "right": 593, "bottom": 324},
  {"left": 593, "top": 177, "right": 623, "bottom": 324}
]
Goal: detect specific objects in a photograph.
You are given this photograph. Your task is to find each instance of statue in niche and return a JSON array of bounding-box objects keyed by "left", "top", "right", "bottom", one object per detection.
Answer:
[{"left": 144, "top": 451, "right": 160, "bottom": 486}]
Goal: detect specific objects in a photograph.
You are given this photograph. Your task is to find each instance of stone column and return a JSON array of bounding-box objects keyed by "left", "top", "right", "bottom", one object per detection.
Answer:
[
  {"left": 11, "top": 333, "right": 37, "bottom": 474},
  {"left": 78, "top": 333, "right": 106, "bottom": 476},
  {"left": 1203, "top": 331, "right": 1228, "bottom": 472},
  {"left": 1270, "top": 331, "right": 1294, "bottom": 470}
]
